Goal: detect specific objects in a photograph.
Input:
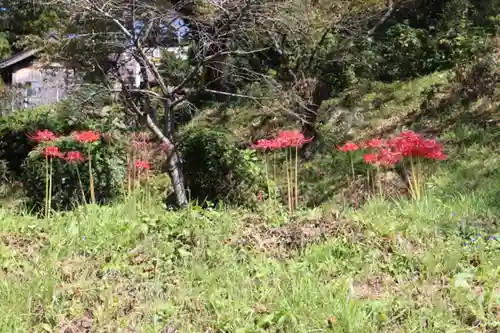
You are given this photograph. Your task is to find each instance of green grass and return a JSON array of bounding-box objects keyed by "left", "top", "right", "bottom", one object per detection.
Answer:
[{"left": 0, "top": 135, "right": 498, "bottom": 332}]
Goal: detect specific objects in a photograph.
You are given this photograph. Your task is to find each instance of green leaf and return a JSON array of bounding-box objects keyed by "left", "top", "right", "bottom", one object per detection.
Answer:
[
  {"left": 177, "top": 248, "right": 192, "bottom": 258},
  {"left": 40, "top": 323, "right": 53, "bottom": 332},
  {"left": 453, "top": 272, "right": 474, "bottom": 289}
]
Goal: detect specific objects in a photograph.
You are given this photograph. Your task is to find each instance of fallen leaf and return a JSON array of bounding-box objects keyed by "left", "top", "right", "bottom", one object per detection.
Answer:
[
  {"left": 254, "top": 303, "right": 268, "bottom": 313},
  {"left": 327, "top": 316, "right": 337, "bottom": 327}
]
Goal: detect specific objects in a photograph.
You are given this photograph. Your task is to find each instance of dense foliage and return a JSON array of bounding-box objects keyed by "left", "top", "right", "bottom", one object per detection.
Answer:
[
  {"left": 23, "top": 131, "right": 127, "bottom": 211},
  {"left": 179, "top": 127, "right": 264, "bottom": 205},
  {"left": 0, "top": 0, "right": 499, "bottom": 208},
  {"left": 0, "top": 0, "right": 63, "bottom": 56},
  {"left": 0, "top": 104, "right": 131, "bottom": 212}
]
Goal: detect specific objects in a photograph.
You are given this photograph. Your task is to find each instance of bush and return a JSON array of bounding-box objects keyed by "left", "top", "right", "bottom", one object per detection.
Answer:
[
  {"left": 22, "top": 133, "right": 127, "bottom": 212},
  {"left": 0, "top": 96, "right": 128, "bottom": 179},
  {"left": 179, "top": 127, "right": 263, "bottom": 205},
  {"left": 0, "top": 106, "right": 77, "bottom": 178},
  {"left": 0, "top": 98, "right": 133, "bottom": 213},
  {"left": 455, "top": 54, "right": 500, "bottom": 100},
  {"left": 373, "top": 21, "right": 488, "bottom": 81}
]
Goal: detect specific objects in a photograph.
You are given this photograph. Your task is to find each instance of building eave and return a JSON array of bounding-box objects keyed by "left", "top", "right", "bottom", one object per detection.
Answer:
[{"left": 0, "top": 48, "right": 44, "bottom": 69}]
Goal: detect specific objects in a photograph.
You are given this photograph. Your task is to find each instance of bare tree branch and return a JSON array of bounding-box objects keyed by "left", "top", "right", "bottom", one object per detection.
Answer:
[{"left": 368, "top": 0, "right": 396, "bottom": 36}]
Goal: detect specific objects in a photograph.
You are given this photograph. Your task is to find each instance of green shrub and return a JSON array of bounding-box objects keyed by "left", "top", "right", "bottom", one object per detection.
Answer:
[
  {"left": 455, "top": 54, "right": 500, "bottom": 100},
  {"left": 373, "top": 22, "right": 488, "bottom": 81},
  {"left": 179, "top": 127, "right": 263, "bottom": 205},
  {"left": 0, "top": 158, "right": 10, "bottom": 194},
  {"left": 0, "top": 106, "right": 76, "bottom": 177},
  {"left": 0, "top": 98, "right": 128, "bottom": 179},
  {"left": 22, "top": 134, "right": 127, "bottom": 212}
]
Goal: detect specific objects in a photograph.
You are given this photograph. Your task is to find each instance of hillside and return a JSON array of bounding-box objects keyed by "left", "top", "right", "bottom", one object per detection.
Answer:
[
  {"left": 1, "top": 1, "right": 500, "bottom": 332},
  {"left": 0, "top": 68, "right": 498, "bottom": 332}
]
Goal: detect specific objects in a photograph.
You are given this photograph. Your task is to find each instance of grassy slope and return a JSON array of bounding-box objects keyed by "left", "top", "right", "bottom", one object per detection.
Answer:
[{"left": 0, "top": 72, "right": 499, "bottom": 332}]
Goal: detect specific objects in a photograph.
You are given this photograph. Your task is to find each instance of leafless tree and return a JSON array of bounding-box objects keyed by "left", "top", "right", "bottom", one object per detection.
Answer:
[
  {"left": 36, "top": 0, "right": 312, "bottom": 206},
  {"left": 34, "top": 0, "right": 398, "bottom": 205}
]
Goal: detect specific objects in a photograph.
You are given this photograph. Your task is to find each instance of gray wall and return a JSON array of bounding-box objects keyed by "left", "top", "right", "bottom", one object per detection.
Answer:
[{"left": 1, "top": 65, "right": 76, "bottom": 115}]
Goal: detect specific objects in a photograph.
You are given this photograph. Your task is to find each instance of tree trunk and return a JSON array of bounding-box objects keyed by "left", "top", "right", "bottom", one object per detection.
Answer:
[
  {"left": 166, "top": 150, "right": 188, "bottom": 206},
  {"left": 133, "top": 50, "right": 188, "bottom": 208},
  {"left": 300, "top": 80, "right": 332, "bottom": 159},
  {"left": 140, "top": 98, "right": 188, "bottom": 208},
  {"left": 163, "top": 99, "right": 188, "bottom": 207}
]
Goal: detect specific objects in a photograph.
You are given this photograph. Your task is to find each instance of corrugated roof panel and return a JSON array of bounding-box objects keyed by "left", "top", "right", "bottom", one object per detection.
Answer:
[{"left": 0, "top": 48, "right": 43, "bottom": 69}]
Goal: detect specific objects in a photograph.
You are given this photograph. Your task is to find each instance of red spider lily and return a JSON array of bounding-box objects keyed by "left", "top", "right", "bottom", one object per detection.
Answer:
[
  {"left": 365, "top": 138, "right": 385, "bottom": 149},
  {"left": 43, "top": 146, "right": 64, "bottom": 158},
  {"left": 399, "top": 130, "right": 422, "bottom": 144},
  {"left": 65, "top": 151, "right": 85, "bottom": 164},
  {"left": 269, "top": 139, "right": 287, "bottom": 150},
  {"left": 362, "top": 131, "right": 447, "bottom": 167},
  {"left": 251, "top": 130, "right": 312, "bottom": 150},
  {"left": 417, "top": 139, "right": 447, "bottom": 159},
  {"left": 72, "top": 130, "right": 100, "bottom": 144},
  {"left": 251, "top": 139, "right": 271, "bottom": 150},
  {"left": 388, "top": 133, "right": 447, "bottom": 160},
  {"left": 252, "top": 138, "right": 282, "bottom": 150},
  {"left": 28, "top": 130, "right": 58, "bottom": 142},
  {"left": 363, "top": 153, "right": 378, "bottom": 164},
  {"left": 377, "top": 149, "right": 402, "bottom": 167},
  {"left": 159, "top": 142, "right": 170, "bottom": 153},
  {"left": 337, "top": 142, "right": 359, "bottom": 152},
  {"left": 132, "top": 141, "right": 150, "bottom": 150},
  {"left": 424, "top": 150, "right": 448, "bottom": 160},
  {"left": 134, "top": 160, "right": 151, "bottom": 171},
  {"left": 277, "top": 130, "right": 313, "bottom": 148},
  {"left": 388, "top": 136, "right": 414, "bottom": 156}
]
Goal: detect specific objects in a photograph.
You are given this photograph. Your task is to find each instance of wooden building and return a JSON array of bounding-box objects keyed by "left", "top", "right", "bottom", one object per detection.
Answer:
[
  {"left": 0, "top": 46, "right": 75, "bottom": 113},
  {"left": 0, "top": 42, "right": 188, "bottom": 114}
]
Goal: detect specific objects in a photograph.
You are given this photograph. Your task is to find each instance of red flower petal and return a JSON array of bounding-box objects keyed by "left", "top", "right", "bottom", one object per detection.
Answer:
[
  {"left": 72, "top": 130, "right": 101, "bottom": 144},
  {"left": 338, "top": 142, "right": 359, "bottom": 152},
  {"left": 28, "top": 130, "right": 58, "bottom": 142},
  {"left": 134, "top": 160, "right": 151, "bottom": 170},
  {"left": 366, "top": 138, "right": 384, "bottom": 149},
  {"left": 65, "top": 151, "right": 85, "bottom": 164},
  {"left": 43, "top": 146, "right": 64, "bottom": 158},
  {"left": 278, "top": 130, "right": 312, "bottom": 148},
  {"left": 363, "top": 153, "right": 378, "bottom": 164}
]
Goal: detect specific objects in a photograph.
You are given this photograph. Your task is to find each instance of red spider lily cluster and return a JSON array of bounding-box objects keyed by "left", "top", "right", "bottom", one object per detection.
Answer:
[
  {"left": 250, "top": 130, "right": 313, "bottom": 212},
  {"left": 124, "top": 132, "right": 155, "bottom": 198},
  {"left": 134, "top": 160, "right": 151, "bottom": 171},
  {"left": 251, "top": 130, "right": 313, "bottom": 150},
  {"left": 337, "top": 142, "right": 359, "bottom": 152},
  {"left": 128, "top": 132, "right": 153, "bottom": 172},
  {"left": 28, "top": 129, "right": 58, "bottom": 142},
  {"left": 126, "top": 132, "right": 173, "bottom": 175},
  {"left": 27, "top": 129, "right": 154, "bottom": 170},
  {"left": 28, "top": 129, "right": 102, "bottom": 164},
  {"left": 65, "top": 151, "right": 86, "bottom": 164},
  {"left": 338, "top": 130, "right": 448, "bottom": 167},
  {"left": 72, "top": 130, "right": 100, "bottom": 144}
]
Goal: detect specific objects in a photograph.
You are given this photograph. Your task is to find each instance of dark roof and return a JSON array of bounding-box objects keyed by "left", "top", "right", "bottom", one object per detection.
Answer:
[
  {"left": 0, "top": 48, "right": 43, "bottom": 69},
  {"left": 0, "top": 34, "right": 58, "bottom": 69}
]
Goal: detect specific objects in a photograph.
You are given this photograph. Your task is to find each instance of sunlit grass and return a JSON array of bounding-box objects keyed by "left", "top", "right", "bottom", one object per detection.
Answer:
[
  {"left": 0, "top": 141, "right": 498, "bottom": 332},
  {"left": 0, "top": 72, "right": 499, "bottom": 332}
]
